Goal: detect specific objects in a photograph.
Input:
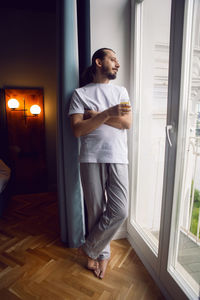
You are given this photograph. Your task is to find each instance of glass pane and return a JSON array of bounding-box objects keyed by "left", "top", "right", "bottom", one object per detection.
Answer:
[
  {"left": 168, "top": 1, "right": 200, "bottom": 297},
  {"left": 131, "top": 0, "right": 171, "bottom": 253}
]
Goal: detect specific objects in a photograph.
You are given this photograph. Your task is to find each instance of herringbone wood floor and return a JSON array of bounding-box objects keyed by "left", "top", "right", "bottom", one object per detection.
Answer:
[{"left": 0, "top": 192, "right": 165, "bottom": 300}]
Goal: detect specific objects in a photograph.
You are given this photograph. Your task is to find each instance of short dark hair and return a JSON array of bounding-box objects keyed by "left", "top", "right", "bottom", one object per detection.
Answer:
[{"left": 80, "top": 48, "right": 115, "bottom": 87}]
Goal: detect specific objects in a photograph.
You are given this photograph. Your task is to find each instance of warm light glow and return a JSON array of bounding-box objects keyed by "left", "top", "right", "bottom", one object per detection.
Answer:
[
  {"left": 30, "top": 105, "right": 41, "bottom": 115},
  {"left": 8, "top": 98, "right": 19, "bottom": 109}
]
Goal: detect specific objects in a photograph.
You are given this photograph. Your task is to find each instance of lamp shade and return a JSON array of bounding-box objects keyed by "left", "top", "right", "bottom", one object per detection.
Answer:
[
  {"left": 30, "top": 105, "right": 41, "bottom": 115},
  {"left": 8, "top": 98, "right": 19, "bottom": 109}
]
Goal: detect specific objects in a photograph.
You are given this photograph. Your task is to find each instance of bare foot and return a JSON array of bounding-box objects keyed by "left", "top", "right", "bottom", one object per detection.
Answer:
[
  {"left": 87, "top": 258, "right": 99, "bottom": 271},
  {"left": 98, "top": 259, "right": 109, "bottom": 279},
  {"left": 77, "top": 247, "right": 99, "bottom": 272}
]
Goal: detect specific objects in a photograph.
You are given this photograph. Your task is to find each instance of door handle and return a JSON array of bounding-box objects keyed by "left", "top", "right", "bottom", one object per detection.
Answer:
[{"left": 166, "top": 125, "right": 173, "bottom": 147}]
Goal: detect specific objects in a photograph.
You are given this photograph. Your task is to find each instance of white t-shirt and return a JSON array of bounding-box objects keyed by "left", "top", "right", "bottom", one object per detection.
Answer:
[{"left": 69, "top": 83, "right": 130, "bottom": 164}]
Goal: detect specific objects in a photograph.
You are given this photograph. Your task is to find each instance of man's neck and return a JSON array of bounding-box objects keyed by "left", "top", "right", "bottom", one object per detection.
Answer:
[{"left": 93, "top": 74, "right": 110, "bottom": 84}]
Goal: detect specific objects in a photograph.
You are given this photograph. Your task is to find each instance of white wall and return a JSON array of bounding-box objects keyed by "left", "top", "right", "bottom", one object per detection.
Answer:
[
  {"left": 90, "top": 0, "right": 131, "bottom": 239},
  {"left": 90, "top": 0, "right": 131, "bottom": 91}
]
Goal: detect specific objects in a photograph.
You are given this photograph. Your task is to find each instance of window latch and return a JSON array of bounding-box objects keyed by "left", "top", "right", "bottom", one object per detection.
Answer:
[{"left": 166, "top": 125, "right": 173, "bottom": 147}]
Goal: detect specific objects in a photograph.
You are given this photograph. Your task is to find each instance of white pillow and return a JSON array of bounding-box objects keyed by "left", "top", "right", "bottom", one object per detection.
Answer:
[{"left": 0, "top": 159, "right": 11, "bottom": 193}]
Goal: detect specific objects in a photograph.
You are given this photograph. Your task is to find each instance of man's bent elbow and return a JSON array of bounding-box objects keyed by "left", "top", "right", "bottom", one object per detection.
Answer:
[
  {"left": 71, "top": 126, "right": 81, "bottom": 138},
  {"left": 126, "top": 123, "right": 131, "bottom": 129},
  {"left": 123, "top": 123, "right": 131, "bottom": 130},
  {"left": 73, "top": 130, "right": 81, "bottom": 138}
]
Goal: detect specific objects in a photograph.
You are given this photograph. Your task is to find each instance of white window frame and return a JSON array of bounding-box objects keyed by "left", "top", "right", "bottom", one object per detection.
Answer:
[{"left": 127, "top": 1, "right": 199, "bottom": 299}]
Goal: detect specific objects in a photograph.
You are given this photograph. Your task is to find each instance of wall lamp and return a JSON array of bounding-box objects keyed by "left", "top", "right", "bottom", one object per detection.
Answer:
[{"left": 8, "top": 98, "right": 41, "bottom": 124}]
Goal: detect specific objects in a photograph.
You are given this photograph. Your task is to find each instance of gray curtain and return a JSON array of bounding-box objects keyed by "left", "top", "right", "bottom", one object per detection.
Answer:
[
  {"left": 57, "top": 0, "right": 85, "bottom": 247},
  {"left": 77, "top": 0, "right": 91, "bottom": 86}
]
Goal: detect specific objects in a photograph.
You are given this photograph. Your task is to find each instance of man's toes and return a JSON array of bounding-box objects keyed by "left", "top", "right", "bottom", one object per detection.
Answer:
[
  {"left": 94, "top": 268, "right": 101, "bottom": 277},
  {"left": 99, "top": 270, "right": 104, "bottom": 279},
  {"left": 98, "top": 259, "right": 109, "bottom": 279}
]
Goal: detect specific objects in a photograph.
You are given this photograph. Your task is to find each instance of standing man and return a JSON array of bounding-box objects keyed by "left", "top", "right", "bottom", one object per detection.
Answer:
[{"left": 69, "top": 48, "right": 132, "bottom": 279}]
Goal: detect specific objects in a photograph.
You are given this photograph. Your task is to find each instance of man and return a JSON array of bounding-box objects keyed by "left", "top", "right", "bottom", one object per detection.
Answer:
[{"left": 69, "top": 48, "right": 132, "bottom": 279}]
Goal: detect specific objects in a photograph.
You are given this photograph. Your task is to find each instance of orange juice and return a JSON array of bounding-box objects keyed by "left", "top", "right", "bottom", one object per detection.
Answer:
[{"left": 120, "top": 100, "right": 131, "bottom": 107}]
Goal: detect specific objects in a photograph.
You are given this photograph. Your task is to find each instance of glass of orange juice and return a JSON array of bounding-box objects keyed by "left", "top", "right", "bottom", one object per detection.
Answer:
[{"left": 120, "top": 99, "right": 131, "bottom": 112}]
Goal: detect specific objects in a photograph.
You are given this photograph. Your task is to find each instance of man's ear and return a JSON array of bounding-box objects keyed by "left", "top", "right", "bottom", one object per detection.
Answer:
[{"left": 95, "top": 58, "right": 102, "bottom": 68}]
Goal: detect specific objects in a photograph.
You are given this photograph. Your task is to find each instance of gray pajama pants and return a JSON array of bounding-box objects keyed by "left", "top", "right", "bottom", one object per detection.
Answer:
[{"left": 80, "top": 163, "right": 129, "bottom": 260}]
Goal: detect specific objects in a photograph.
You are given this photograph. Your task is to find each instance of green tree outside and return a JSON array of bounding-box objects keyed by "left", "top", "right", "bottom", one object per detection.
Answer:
[{"left": 190, "top": 182, "right": 200, "bottom": 238}]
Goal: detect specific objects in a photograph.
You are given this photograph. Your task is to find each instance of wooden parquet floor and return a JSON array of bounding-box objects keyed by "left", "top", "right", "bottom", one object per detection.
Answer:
[{"left": 0, "top": 192, "right": 165, "bottom": 300}]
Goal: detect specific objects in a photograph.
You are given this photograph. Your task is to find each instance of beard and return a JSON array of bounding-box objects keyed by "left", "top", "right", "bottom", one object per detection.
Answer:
[
  {"left": 107, "top": 73, "right": 117, "bottom": 80},
  {"left": 102, "top": 65, "right": 117, "bottom": 80}
]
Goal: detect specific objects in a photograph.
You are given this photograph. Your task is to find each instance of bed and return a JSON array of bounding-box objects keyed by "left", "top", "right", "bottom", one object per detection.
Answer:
[{"left": 0, "top": 159, "right": 11, "bottom": 216}]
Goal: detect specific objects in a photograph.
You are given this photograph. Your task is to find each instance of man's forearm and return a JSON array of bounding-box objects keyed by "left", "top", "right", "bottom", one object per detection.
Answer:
[
  {"left": 71, "top": 105, "right": 132, "bottom": 137},
  {"left": 105, "top": 116, "right": 131, "bottom": 129},
  {"left": 71, "top": 111, "right": 109, "bottom": 137},
  {"left": 84, "top": 110, "right": 132, "bottom": 130}
]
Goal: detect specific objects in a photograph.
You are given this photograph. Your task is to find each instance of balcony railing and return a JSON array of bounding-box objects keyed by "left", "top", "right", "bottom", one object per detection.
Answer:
[{"left": 181, "top": 136, "right": 200, "bottom": 245}]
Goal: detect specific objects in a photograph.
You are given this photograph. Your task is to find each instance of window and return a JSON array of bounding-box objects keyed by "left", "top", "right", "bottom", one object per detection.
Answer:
[
  {"left": 129, "top": 0, "right": 171, "bottom": 254},
  {"left": 168, "top": 0, "right": 200, "bottom": 296},
  {"left": 128, "top": 0, "right": 200, "bottom": 299}
]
